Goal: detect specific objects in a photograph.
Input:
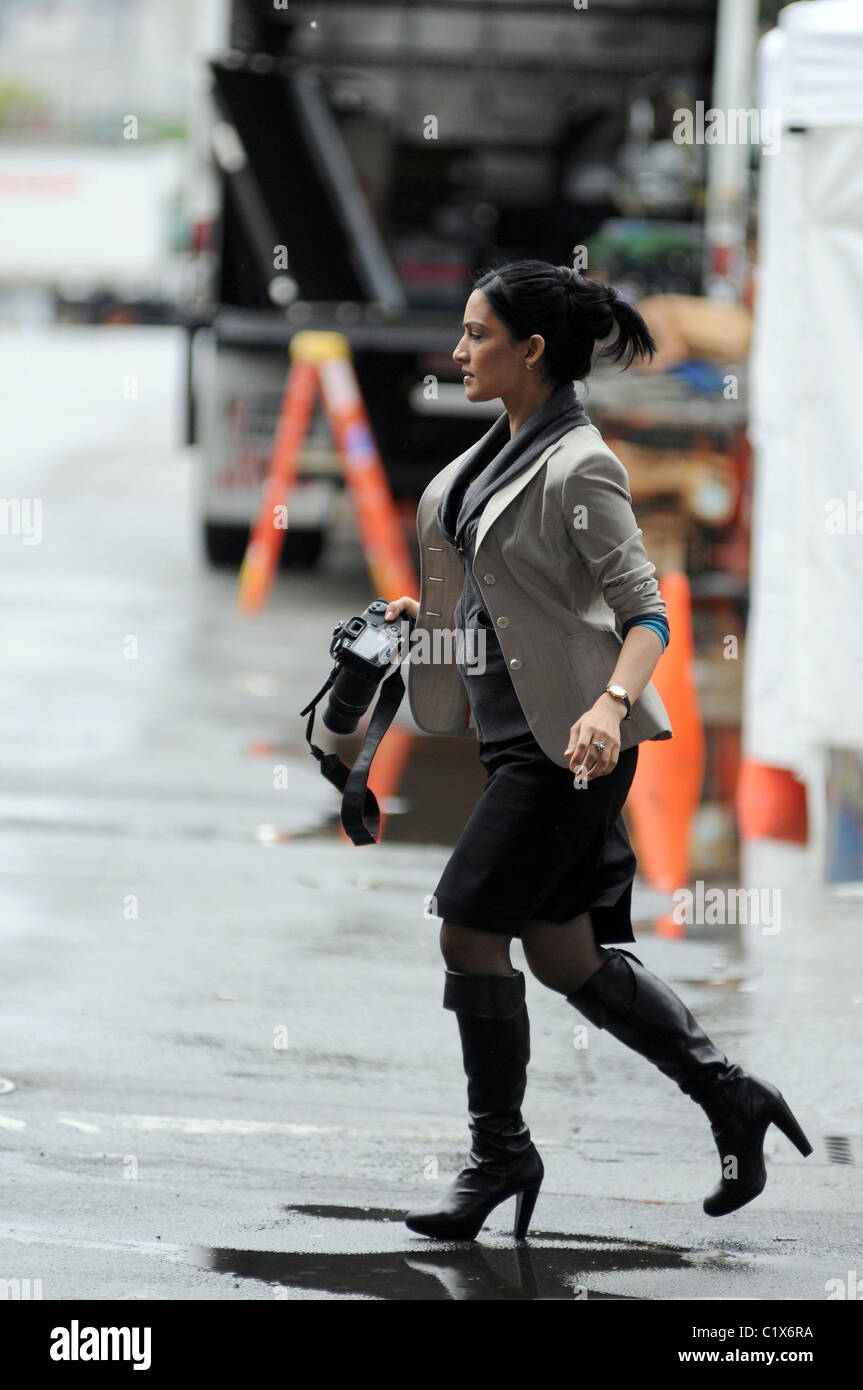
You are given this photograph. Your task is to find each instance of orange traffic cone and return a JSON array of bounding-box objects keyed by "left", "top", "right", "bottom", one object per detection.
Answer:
[
  {"left": 627, "top": 571, "right": 706, "bottom": 917},
  {"left": 735, "top": 760, "right": 807, "bottom": 843}
]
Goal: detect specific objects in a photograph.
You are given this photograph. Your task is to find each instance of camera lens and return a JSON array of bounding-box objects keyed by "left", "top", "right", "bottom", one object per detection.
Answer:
[{"left": 322, "top": 669, "right": 380, "bottom": 735}]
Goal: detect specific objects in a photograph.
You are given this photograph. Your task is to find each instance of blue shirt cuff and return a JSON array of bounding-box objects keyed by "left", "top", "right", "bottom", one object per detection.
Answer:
[{"left": 621, "top": 613, "right": 670, "bottom": 651}]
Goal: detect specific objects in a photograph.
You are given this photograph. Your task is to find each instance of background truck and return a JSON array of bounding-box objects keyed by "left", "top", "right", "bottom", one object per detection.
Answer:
[{"left": 180, "top": 0, "right": 721, "bottom": 568}]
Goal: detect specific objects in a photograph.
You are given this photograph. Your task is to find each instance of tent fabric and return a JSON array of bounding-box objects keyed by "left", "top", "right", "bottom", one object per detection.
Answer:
[
  {"left": 745, "top": 1, "right": 863, "bottom": 769},
  {"left": 778, "top": 1, "right": 863, "bottom": 127}
]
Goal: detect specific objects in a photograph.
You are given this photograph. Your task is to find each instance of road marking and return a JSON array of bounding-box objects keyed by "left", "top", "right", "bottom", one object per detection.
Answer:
[
  {"left": 0, "top": 1228, "right": 186, "bottom": 1261},
  {"left": 0, "top": 1110, "right": 562, "bottom": 1145},
  {"left": 114, "top": 1115, "right": 560, "bottom": 1142},
  {"left": 118, "top": 1115, "right": 333, "bottom": 1136}
]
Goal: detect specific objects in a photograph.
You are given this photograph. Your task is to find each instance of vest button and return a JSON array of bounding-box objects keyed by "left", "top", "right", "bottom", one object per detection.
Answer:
[
  {"left": 496, "top": 615, "right": 509, "bottom": 628},
  {"left": 483, "top": 572, "right": 495, "bottom": 584},
  {"left": 509, "top": 657, "right": 522, "bottom": 670}
]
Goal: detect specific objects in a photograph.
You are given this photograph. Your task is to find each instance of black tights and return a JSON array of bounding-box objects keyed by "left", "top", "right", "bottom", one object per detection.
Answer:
[{"left": 440, "top": 914, "right": 612, "bottom": 997}]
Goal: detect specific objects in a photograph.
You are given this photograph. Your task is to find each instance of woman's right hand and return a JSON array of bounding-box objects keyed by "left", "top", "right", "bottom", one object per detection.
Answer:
[{"left": 383, "top": 595, "right": 419, "bottom": 622}]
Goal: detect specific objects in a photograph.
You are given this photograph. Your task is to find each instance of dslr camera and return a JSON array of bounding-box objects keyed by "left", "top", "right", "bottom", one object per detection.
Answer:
[{"left": 323, "top": 598, "right": 413, "bottom": 734}]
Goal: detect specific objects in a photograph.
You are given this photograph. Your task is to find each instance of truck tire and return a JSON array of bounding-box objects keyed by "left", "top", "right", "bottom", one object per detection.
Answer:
[
  {"left": 202, "top": 522, "right": 324, "bottom": 570},
  {"left": 282, "top": 527, "right": 325, "bottom": 569},
  {"left": 203, "top": 521, "right": 247, "bottom": 567}
]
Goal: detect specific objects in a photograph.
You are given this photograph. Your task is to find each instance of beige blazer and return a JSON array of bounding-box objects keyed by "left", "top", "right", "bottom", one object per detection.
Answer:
[{"left": 405, "top": 418, "right": 673, "bottom": 766}]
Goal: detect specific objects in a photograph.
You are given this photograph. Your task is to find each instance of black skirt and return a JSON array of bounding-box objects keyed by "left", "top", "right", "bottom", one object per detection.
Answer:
[{"left": 430, "top": 728, "right": 639, "bottom": 943}]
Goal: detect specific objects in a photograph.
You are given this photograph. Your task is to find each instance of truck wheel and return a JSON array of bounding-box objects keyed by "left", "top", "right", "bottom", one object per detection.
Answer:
[
  {"left": 202, "top": 522, "right": 325, "bottom": 570},
  {"left": 203, "top": 522, "right": 248, "bottom": 567},
  {"left": 283, "top": 527, "right": 324, "bottom": 569}
]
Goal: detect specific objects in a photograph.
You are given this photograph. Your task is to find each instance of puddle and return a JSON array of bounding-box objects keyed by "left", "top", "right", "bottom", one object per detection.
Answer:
[
  {"left": 268, "top": 729, "right": 740, "bottom": 887},
  {"left": 280, "top": 733, "right": 487, "bottom": 846},
  {"left": 189, "top": 1202, "right": 750, "bottom": 1300}
]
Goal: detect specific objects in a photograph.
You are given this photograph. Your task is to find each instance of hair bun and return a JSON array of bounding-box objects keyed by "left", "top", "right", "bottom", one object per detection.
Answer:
[
  {"left": 471, "top": 257, "right": 655, "bottom": 381},
  {"left": 558, "top": 266, "right": 617, "bottom": 339}
]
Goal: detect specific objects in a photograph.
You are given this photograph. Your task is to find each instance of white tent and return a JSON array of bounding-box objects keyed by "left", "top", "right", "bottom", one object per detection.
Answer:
[{"left": 746, "top": 0, "right": 863, "bottom": 874}]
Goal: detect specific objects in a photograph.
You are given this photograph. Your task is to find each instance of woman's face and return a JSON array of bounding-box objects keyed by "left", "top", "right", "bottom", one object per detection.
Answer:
[{"left": 452, "top": 288, "right": 539, "bottom": 402}]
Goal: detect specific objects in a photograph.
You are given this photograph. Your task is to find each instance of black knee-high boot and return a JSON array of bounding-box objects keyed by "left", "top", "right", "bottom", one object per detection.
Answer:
[
  {"left": 566, "top": 949, "right": 813, "bottom": 1216},
  {"left": 404, "top": 969, "right": 544, "bottom": 1240}
]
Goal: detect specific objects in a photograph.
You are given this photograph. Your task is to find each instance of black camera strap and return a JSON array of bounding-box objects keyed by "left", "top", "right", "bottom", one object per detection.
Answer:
[{"left": 299, "top": 660, "right": 408, "bottom": 846}]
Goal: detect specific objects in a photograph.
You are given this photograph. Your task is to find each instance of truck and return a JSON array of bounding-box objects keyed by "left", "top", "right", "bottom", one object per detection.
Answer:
[{"left": 179, "top": 0, "right": 721, "bottom": 568}]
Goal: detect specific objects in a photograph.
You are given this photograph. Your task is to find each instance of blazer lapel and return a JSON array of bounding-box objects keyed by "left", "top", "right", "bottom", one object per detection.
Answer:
[
  {"left": 420, "top": 433, "right": 569, "bottom": 553},
  {"left": 418, "top": 452, "right": 470, "bottom": 536},
  {"left": 473, "top": 437, "right": 566, "bottom": 555}
]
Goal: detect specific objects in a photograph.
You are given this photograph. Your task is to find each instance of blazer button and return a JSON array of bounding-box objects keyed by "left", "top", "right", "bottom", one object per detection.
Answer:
[
  {"left": 496, "top": 615, "right": 509, "bottom": 628},
  {"left": 483, "top": 573, "right": 495, "bottom": 584},
  {"left": 509, "top": 657, "right": 522, "bottom": 670}
]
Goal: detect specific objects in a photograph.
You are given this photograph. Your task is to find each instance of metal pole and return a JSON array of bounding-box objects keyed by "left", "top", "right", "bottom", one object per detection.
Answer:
[{"left": 703, "top": 0, "right": 760, "bottom": 302}]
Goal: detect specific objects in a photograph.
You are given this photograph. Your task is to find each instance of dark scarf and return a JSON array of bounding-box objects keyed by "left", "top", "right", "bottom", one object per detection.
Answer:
[{"left": 436, "top": 380, "right": 588, "bottom": 552}]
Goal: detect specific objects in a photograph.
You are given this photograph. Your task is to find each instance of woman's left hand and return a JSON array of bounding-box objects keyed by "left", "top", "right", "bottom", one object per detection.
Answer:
[{"left": 564, "top": 695, "right": 626, "bottom": 782}]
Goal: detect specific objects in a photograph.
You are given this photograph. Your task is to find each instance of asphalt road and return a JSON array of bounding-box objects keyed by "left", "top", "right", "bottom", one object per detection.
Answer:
[{"left": 0, "top": 327, "right": 860, "bottom": 1306}]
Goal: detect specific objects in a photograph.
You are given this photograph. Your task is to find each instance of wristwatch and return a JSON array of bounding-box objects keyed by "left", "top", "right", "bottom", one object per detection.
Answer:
[{"left": 604, "top": 684, "right": 631, "bottom": 719}]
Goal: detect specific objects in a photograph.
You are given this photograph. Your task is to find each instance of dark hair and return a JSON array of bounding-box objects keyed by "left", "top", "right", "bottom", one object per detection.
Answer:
[{"left": 471, "top": 258, "right": 656, "bottom": 384}]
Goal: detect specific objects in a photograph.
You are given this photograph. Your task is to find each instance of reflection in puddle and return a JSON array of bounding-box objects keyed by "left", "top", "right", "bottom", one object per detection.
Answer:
[
  {"left": 285, "top": 732, "right": 487, "bottom": 847},
  {"left": 266, "top": 731, "right": 745, "bottom": 944},
  {"left": 190, "top": 1203, "right": 748, "bottom": 1300},
  {"left": 271, "top": 730, "right": 738, "bottom": 888}
]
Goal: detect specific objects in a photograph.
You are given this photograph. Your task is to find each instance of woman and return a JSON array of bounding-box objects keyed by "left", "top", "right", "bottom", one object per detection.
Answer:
[{"left": 383, "top": 259, "right": 812, "bottom": 1241}]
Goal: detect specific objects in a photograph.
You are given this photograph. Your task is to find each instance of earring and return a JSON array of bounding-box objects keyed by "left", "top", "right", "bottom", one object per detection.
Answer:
[{"left": 526, "top": 363, "right": 534, "bottom": 371}]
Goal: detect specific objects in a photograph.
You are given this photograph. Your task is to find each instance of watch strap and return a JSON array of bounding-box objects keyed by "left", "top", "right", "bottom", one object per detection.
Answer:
[{"left": 605, "top": 685, "right": 632, "bottom": 719}]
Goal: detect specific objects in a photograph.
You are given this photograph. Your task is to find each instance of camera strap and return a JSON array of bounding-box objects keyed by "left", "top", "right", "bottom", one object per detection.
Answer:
[{"left": 299, "top": 661, "right": 407, "bottom": 846}]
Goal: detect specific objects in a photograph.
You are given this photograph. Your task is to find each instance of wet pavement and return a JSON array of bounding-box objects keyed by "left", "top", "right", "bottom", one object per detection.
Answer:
[{"left": 0, "top": 327, "right": 861, "bottom": 1303}]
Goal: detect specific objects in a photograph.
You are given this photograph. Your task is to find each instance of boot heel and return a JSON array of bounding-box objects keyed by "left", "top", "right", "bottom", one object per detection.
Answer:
[
  {"left": 513, "top": 1180, "right": 541, "bottom": 1240},
  {"left": 771, "top": 1094, "right": 813, "bottom": 1157}
]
